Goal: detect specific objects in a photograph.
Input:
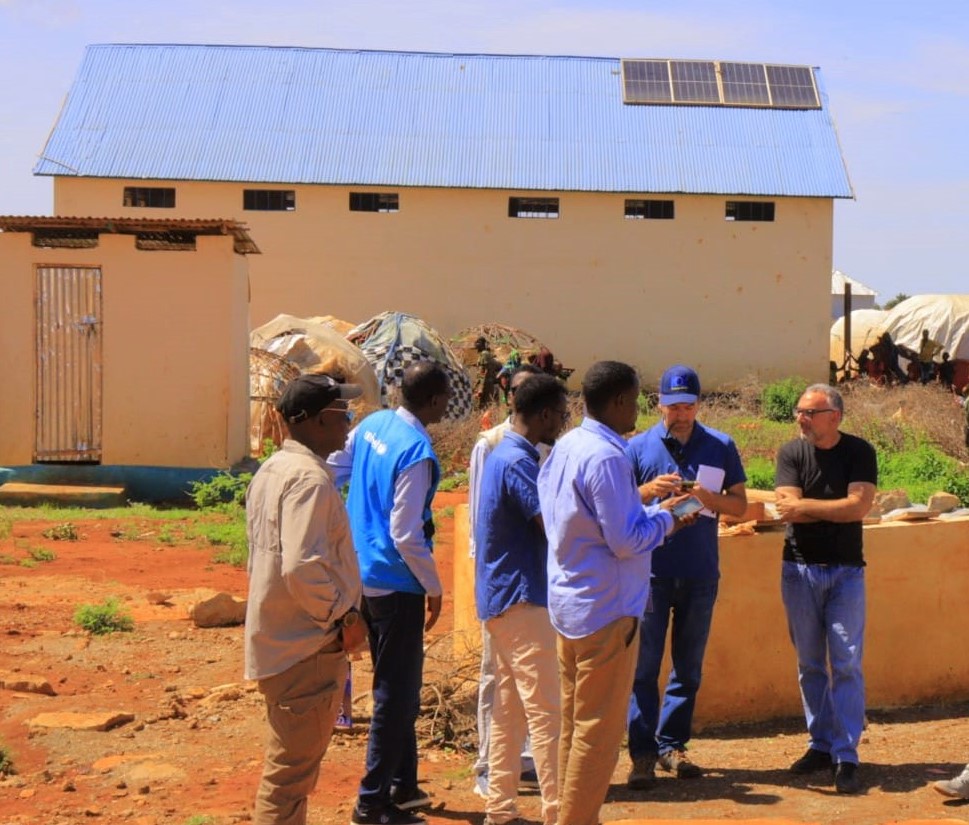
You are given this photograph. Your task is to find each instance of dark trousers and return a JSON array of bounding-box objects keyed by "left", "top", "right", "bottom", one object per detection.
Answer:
[
  {"left": 357, "top": 591, "right": 426, "bottom": 810},
  {"left": 627, "top": 577, "right": 719, "bottom": 758}
]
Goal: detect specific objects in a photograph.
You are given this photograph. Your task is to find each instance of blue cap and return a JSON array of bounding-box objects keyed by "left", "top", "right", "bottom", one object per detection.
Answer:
[{"left": 659, "top": 365, "right": 700, "bottom": 406}]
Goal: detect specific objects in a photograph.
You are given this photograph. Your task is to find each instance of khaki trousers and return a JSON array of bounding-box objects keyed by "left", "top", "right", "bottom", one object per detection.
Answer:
[
  {"left": 557, "top": 617, "right": 639, "bottom": 825},
  {"left": 486, "top": 603, "right": 560, "bottom": 825},
  {"left": 254, "top": 644, "right": 347, "bottom": 825}
]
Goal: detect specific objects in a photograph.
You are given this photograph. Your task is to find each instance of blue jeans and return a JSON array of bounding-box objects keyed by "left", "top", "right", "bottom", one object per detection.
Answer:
[
  {"left": 627, "top": 577, "right": 719, "bottom": 758},
  {"left": 357, "top": 592, "right": 425, "bottom": 810},
  {"left": 781, "top": 561, "right": 866, "bottom": 765}
]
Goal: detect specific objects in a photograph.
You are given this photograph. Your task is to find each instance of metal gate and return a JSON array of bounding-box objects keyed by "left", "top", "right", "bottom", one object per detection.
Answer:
[{"left": 35, "top": 266, "right": 103, "bottom": 462}]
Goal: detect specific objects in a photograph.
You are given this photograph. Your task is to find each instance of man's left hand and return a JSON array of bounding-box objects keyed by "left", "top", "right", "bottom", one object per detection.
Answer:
[{"left": 425, "top": 595, "right": 443, "bottom": 632}]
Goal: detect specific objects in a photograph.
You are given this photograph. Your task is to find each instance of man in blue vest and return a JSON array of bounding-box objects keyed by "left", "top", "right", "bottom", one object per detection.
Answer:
[
  {"left": 329, "top": 362, "right": 451, "bottom": 825},
  {"left": 625, "top": 365, "right": 747, "bottom": 789}
]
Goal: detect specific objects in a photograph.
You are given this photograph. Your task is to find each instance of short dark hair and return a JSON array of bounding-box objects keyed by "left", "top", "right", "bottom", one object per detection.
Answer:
[
  {"left": 582, "top": 361, "right": 639, "bottom": 416},
  {"left": 509, "top": 363, "right": 543, "bottom": 388},
  {"left": 401, "top": 361, "right": 450, "bottom": 408},
  {"left": 513, "top": 373, "right": 567, "bottom": 418}
]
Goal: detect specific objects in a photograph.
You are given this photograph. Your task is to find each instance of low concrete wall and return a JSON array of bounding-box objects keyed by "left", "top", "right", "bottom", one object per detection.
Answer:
[{"left": 453, "top": 504, "right": 969, "bottom": 726}]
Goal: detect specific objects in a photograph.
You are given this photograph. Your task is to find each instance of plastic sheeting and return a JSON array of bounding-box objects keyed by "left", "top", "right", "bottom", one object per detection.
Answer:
[
  {"left": 250, "top": 314, "right": 381, "bottom": 407},
  {"left": 883, "top": 295, "right": 969, "bottom": 361},
  {"left": 829, "top": 309, "right": 889, "bottom": 364}
]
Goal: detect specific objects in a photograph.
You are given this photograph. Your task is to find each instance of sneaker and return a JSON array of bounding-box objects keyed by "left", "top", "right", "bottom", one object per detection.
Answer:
[
  {"left": 659, "top": 749, "right": 702, "bottom": 779},
  {"left": 834, "top": 762, "right": 861, "bottom": 795},
  {"left": 789, "top": 748, "right": 833, "bottom": 774},
  {"left": 627, "top": 755, "right": 657, "bottom": 790},
  {"left": 933, "top": 766, "right": 969, "bottom": 799},
  {"left": 351, "top": 804, "right": 425, "bottom": 825},
  {"left": 473, "top": 772, "right": 488, "bottom": 798},
  {"left": 389, "top": 786, "right": 433, "bottom": 811},
  {"left": 518, "top": 768, "right": 540, "bottom": 790}
]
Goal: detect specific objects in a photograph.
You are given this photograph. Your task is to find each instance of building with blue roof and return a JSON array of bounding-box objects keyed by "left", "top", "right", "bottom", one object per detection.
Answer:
[{"left": 37, "top": 44, "right": 853, "bottom": 384}]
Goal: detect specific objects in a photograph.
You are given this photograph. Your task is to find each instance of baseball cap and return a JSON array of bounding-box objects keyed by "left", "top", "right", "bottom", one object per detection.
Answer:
[
  {"left": 659, "top": 365, "right": 700, "bottom": 406},
  {"left": 276, "top": 373, "right": 363, "bottom": 424}
]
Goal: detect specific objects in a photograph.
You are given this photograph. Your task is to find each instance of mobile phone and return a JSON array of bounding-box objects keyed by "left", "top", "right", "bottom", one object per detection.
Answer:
[
  {"left": 679, "top": 479, "right": 696, "bottom": 490},
  {"left": 672, "top": 496, "right": 704, "bottom": 518}
]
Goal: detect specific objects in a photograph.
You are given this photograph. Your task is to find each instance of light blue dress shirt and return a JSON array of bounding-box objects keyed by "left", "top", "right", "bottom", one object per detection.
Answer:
[{"left": 538, "top": 417, "right": 674, "bottom": 639}]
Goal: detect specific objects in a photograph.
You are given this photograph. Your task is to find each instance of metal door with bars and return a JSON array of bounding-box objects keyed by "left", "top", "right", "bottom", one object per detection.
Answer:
[{"left": 35, "top": 266, "right": 103, "bottom": 462}]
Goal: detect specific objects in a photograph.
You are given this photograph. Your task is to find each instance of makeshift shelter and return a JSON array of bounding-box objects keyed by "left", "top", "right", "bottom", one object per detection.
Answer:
[
  {"left": 250, "top": 314, "right": 381, "bottom": 408},
  {"left": 248, "top": 348, "right": 300, "bottom": 456},
  {"left": 829, "top": 309, "right": 889, "bottom": 366},
  {"left": 348, "top": 312, "right": 473, "bottom": 420},
  {"left": 883, "top": 295, "right": 969, "bottom": 360}
]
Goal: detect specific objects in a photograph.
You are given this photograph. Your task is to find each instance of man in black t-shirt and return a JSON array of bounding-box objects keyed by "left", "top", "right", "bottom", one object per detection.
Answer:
[{"left": 775, "top": 384, "right": 877, "bottom": 796}]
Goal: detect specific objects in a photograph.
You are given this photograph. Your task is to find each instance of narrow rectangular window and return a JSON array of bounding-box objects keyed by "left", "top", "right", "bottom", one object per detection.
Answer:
[
  {"left": 625, "top": 199, "right": 675, "bottom": 220},
  {"left": 244, "top": 190, "right": 296, "bottom": 211},
  {"left": 725, "top": 201, "right": 775, "bottom": 222},
  {"left": 508, "top": 197, "right": 559, "bottom": 219},
  {"left": 123, "top": 187, "right": 176, "bottom": 208},
  {"left": 349, "top": 192, "right": 399, "bottom": 213}
]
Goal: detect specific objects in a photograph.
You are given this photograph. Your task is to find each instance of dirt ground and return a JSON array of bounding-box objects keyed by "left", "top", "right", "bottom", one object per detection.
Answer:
[{"left": 1, "top": 492, "right": 968, "bottom": 825}]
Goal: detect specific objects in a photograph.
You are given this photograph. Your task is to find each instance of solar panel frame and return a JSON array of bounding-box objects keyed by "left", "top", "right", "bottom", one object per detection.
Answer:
[
  {"left": 621, "top": 59, "right": 672, "bottom": 104},
  {"left": 670, "top": 60, "right": 719, "bottom": 103},
  {"left": 765, "top": 64, "right": 819, "bottom": 108},
  {"left": 720, "top": 62, "right": 771, "bottom": 106}
]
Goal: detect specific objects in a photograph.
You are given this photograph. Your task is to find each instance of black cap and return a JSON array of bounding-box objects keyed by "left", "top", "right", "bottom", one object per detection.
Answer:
[{"left": 276, "top": 374, "right": 363, "bottom": 424}]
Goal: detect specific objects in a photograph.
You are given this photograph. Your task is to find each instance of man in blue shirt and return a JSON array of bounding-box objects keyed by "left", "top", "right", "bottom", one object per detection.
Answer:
[
  {"left": 624, "top": 365, "right": 747, "bottom": 789},
  {"left": 538, "top": 360, "right": 692, "bottom": 825},
  {"left": 475, "top": 374, "right": 570, "bottom": 825},
  {"left": 329, "top": 362, "right": 451, "bottom": 825}
]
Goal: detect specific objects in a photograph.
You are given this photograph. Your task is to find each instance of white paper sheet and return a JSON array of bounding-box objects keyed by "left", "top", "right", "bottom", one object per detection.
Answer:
[{"left": 696, "top": 464, "right": 725, "bottom": 518}]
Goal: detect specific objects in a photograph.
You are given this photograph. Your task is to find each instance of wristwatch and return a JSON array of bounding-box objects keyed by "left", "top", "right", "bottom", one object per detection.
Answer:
[{"left": 338, "top": 607, "right": 360, "bottom": 629}]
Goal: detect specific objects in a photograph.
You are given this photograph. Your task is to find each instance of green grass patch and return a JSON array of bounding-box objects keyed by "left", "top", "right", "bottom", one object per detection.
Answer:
[
  {"left": 437, "top": 470, "right": 468, "bottom": 492},
  {"left": 188, "top": 517, "right": 248, "bottom": 567},
  {"left": 183, "top": 816, "right": 216, "bottom": 825},
  {"left": 74, "top": 597, "right": 135, "bottom": 635},
  {"left": 27, "top": 546, "right": 56, "bottom": 563},
  {"left": 436, "top": 506, "right": 455, "bottom": 519}
]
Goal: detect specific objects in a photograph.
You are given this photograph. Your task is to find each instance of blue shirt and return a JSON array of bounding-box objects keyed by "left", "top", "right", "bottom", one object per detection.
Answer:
[
  {"left": 538, "top": 417, "right": 674, "bottom": 639},
  {"left": 474, "top": 431, "right": 546, "bottom": 620},
  {"left": 342, "top": 409, "right": 440, "bottom": 594},
  {"left": 626, "top": 421, "right": 746, "bottom": 579}
]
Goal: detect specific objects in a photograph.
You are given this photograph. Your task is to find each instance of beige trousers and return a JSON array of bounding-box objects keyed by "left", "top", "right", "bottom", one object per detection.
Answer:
[
  {"left": 557, "top": 617, "right": 640, "bottom": 825},
  {"left": 254, "top": 644, "right": 347, "bottom": 825},
  {"left": 485, "top": 602, "right": 561, "bottom": 825}
]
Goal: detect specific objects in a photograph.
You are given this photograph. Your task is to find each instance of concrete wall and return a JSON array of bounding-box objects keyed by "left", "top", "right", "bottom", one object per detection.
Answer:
[
  {"left": 55, "top": 177, "right": 834, "bottom": 388},
  {"left": 0, "top": 231, "right": 250, "bottom": 469},
  {"left": 453, "top": 504, "right": 969, "bottom": 726}
]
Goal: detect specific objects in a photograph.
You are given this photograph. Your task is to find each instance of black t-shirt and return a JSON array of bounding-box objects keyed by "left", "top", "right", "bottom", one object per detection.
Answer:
[{"left": 775, "top": 432, "right": 878, "bottom": 566}]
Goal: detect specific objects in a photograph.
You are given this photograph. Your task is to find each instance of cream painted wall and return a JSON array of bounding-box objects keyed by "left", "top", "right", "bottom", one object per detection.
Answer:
[
  {"left": 55, "top": 178, "right": 833, "bottom": 388},
  {"left": 0, "top": 231, "right": 249, "bottom": 468},
  {"left": 453, "top": 504, "right": 969, "bottom": 725}
]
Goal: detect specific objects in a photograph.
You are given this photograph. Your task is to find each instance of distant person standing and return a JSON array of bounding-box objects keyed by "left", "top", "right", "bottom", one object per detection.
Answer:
[
  {"left": 938, "top": 352, "right": 955, "bottom": 392},
  {"left": 775, "top": 384, "right": 877, "bottom": 796},
  {"left": 245, "top": 374, "right": 368, "bottom": 825},
  {"left": 538, "top": 360, "right": 692, "bottom": 825},
  {"left": 918, "top": 329, "right": 944, "bottom": 384},
  {"left": 474, "top": 337, "right": 502, "bottom": 409},
  {"left": 329, "top": 362, "right": 451, "bottom": 825},
  {"left": 624, "top": 365, "right": 747, "bottom": 788}
]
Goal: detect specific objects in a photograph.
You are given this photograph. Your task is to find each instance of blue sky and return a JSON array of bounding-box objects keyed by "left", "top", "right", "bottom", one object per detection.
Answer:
[{"left": 1, "top": 0, "right": 967, "bottom": 301}]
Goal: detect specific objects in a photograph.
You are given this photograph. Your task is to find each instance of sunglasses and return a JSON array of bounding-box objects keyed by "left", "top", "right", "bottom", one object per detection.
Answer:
[{"left": 793, "top": 407, "right": 835, "bottom": 419}]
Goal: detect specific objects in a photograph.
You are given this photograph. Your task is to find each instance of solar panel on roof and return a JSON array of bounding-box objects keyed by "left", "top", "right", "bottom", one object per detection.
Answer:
[
  {"left": 765, "top": 64, "right": 819, "bottom": 107},
  {"left": 621, "top": 59, "right": 671, "bottom": 103},
  {"left": 670, "top": 61, "right": 719, "bottom": 103},
  {"left": 721, "top": 62, "right": 770, "bottom": 105},
  {"left": 620, "top": 59, "right": 820, "bottom": 109}
]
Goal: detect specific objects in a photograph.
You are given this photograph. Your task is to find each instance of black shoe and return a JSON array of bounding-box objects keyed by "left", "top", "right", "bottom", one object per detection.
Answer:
[
  {"left": 351, "top": 803, "right": 425, "bottom": 825},
  {"left": 834, "top": 762, "right": 861, "bottom": 794},
  {"left": 789, "top": 748, "right": 833, "bottom": 774},
  {"left": 518, "top": 768, "right": 540, "bottom": 790},
  {"left": 389, "top": 785, "right": 433, "bottom": 811}
]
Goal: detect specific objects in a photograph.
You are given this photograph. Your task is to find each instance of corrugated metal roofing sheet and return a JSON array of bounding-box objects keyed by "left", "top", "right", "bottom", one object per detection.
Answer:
[{"left": 34, "top": 45, "right": 853, "bottom": 198}]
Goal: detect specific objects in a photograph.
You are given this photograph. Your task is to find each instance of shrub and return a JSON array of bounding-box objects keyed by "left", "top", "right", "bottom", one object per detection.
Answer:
[
  {"left": 0, "top": 741, "right": 14, "bottom": 775},
  {"left": 760, "top": 377, "right": 809, "bottom": 423},
  {"left": 438, "top": 470, "right": 468, "bottom": 492},
  {"left": 189, "top": 471, "right": 252, "bottom": 509},
  {"left": 27, "top": 546, "right": 56, "bottom": 563},
  {"left": 744, "top": 457, "right": 776, "bottom": 491},
  {"left": 74, "top": 598, "right": 135, "bottom": 635},
  {"left": 42, "top": 522, "right": 78, "bottom": 541}
]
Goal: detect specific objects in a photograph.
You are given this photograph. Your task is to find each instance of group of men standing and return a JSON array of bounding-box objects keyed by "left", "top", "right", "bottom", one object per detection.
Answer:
[{"left": 243, "top": 353, "right": 882, "bottom": 825}]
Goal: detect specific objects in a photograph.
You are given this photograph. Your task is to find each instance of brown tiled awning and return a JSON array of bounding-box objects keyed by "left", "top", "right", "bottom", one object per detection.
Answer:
[{"left": 0, "top": 215, "right": 260, "bottom": 255}]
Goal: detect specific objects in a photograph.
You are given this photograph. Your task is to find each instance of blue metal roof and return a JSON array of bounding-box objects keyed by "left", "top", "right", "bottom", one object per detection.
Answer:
[{"left": 34, "top": 44, "right": 853, "bottom": 198}]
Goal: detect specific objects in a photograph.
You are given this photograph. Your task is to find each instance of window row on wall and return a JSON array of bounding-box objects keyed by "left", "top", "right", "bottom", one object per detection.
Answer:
[{"left": 121, "top": 187, "right": 777, "bottom": 222}]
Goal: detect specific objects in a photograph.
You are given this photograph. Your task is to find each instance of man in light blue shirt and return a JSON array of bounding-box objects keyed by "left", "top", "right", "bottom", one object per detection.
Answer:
[{"left": 538, "top": 360, "right": 690, "bottom": 825}]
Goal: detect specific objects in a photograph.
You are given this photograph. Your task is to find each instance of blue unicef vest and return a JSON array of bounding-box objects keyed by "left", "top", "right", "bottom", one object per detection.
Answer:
[{"left": 346, "top": 410, "right": 440, "bottom": 594}]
